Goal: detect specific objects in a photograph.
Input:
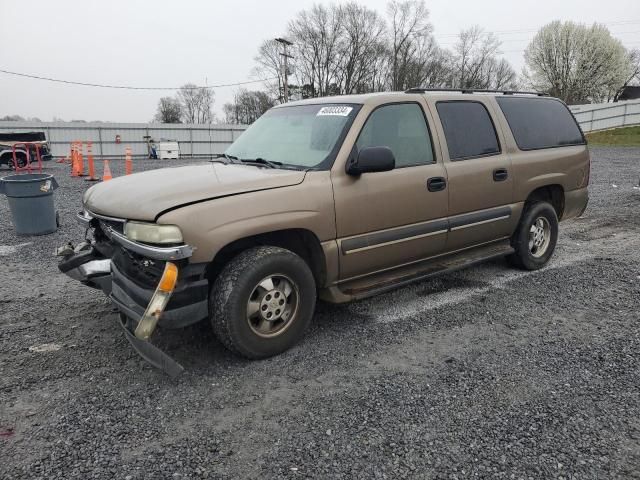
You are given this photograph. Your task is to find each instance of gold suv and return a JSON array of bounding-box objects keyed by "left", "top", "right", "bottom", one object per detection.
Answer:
[{"left": 59, "top": 89, "right": 590, "bottom": 376}]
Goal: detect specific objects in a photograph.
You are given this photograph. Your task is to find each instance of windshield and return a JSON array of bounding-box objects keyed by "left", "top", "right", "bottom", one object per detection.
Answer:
[{"left": 225, "top": 104, "right": 360, "bottom": 169}]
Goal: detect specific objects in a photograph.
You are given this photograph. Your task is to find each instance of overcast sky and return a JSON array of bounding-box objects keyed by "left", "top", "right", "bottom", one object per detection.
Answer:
[{"left": 1, "top": 0, "right": 638, "bottom": 123}]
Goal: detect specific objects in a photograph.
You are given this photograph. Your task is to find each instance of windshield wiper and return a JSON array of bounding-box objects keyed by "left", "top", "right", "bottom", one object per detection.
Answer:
[
  {"left": 210, "top": 153, "right": 239, "bottom": 164},
  {"left": 240, "top": 157, "right": 281, "bottom": 169}
]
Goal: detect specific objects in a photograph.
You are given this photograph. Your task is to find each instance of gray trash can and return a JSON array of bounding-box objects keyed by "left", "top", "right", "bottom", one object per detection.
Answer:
[{"left": 0, "top": 173, "right": 59, "bottom": 235}]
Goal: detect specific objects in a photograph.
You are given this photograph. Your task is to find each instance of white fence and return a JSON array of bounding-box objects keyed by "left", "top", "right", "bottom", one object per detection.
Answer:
[
  {"left": 570, "top": 100, "right": 640, "bottom": 133},
  {"left": 0, "top": 121, "right": 248, "bottom": 159}
]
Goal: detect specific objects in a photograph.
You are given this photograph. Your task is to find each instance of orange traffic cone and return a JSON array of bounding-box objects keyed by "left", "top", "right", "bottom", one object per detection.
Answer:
[
  {"left": 102, "top": 160, "right": 113, "bottom": 181},
  {"left": 85, "top": 142, "right": 99, "bottom": 181},
  {"left": 77, "top": 142, "right": 86, "bottom": 176},
  {"left": 125, "top": 146, "right": 133, "bottom": 175},
  {"left": 70, "top": 143, "right": 80, "bottom": 177}
]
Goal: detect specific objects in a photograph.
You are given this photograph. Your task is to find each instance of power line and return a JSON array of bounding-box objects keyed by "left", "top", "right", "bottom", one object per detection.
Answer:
[
  {"left": 433, "top": 19, "right": 640, "bottom": 37},
  {"left": 0, "top": 69, "right": 277, "bottom": 90},
  {"left": 438, "top": 31, "right": 640, "bottom": 46}
]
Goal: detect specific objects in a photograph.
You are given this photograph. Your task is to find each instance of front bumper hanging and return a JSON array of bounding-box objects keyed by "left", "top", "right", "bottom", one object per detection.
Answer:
[{"left": 58, "top": 211, "right": 201, "bottom": 378}]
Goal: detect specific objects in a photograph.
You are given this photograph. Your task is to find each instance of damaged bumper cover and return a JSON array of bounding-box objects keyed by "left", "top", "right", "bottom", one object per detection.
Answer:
[{"left": 58, "top": 211, "right": 209, "bottom": 377}]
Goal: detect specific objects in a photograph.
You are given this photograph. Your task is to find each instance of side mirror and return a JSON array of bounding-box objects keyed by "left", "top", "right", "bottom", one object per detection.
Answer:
[{"left": 346, "top": 146, "right": 395, "bottom": 176}]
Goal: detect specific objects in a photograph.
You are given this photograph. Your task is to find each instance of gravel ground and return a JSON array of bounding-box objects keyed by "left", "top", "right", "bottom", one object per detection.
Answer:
[{"left": 1, "top": 148, "right": 639, "bottom": 479}]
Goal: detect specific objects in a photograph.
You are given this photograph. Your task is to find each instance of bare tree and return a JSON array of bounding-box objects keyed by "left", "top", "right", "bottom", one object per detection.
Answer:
[
  {"left": 251, "top": 2, "right": 516, "bottom": 97},
  {"left": 223, "top": 89, "right": 276, "bottom": 124},
  {"left": 524, "top": 21, "right": 631, "bottom": 104},
  {"left": 288, "top": 4, "right": 343, "bottom": 97},
  {"left": 253, "top": 39, "right": 286, "bottom": 102},
  {"left": 448, "top": 27, "right": 516, "bottom": 90},
  {"left": 154, "top": 97, "right": 182, "bottom": 123},
  {"left": 336, "top": 2, "right": 387, "bottom": 94},
  {"left": 177, "top": 84, "right": 215, "bottom": 124},
  {"left": 613, "top": 48, "right": 640, "bottom": 101},
  {"left": 387, "top": 0, "right": 432, "bottom": 90}
]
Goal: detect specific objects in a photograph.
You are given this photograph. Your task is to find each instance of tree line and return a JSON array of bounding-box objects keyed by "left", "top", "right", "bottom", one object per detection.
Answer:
[{"left": 153, "top": 0, "right": 640, "bottom": 124}]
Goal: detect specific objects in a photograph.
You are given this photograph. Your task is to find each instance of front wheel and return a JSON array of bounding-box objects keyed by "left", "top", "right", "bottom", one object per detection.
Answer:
[
  {"left": 508, "top": 201, "right": 559, "bottom": 270},
  {"left": 210, "top": 246, "right": 316, "bottom": 359}
]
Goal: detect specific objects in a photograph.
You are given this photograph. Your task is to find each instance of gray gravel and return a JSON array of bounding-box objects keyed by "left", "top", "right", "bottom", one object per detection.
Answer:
[{"left": 1, "top": 148, "right": 639, "bottom": 479}]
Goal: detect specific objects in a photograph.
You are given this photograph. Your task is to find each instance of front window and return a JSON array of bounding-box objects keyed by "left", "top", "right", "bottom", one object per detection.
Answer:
[{"left": 225, "top": 104, "right": 360, "bottom": 170}]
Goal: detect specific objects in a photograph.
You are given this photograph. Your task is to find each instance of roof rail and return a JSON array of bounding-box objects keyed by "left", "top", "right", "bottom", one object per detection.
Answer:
[{"left": 405, "top": 87, "right": 549, "bottom": 96}]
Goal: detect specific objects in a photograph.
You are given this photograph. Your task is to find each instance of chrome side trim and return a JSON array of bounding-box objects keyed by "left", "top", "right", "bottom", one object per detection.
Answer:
[
  {"left": 106, "top": 226, "right": 194, "bottom": 260},
  {"left": 450, "top": 215, "right": 511, "bottom": 231},
  {"left": 344, "top": 229, "right": 447, "bottom": 255}
]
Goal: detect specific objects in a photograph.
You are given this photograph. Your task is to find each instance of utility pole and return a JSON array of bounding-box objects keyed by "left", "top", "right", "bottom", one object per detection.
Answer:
[{"left": 275, "top": 37, "right": 294, "bottom": 103}]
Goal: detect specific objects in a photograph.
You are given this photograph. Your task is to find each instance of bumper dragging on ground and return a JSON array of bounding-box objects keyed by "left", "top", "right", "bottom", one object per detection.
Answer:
[{"left": 58, "top": 211, "right": 204, "bottom": 377}]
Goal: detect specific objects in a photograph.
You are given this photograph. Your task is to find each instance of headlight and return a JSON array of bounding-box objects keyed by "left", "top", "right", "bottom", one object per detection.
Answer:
[{"left": 124, "top": 221, "right": 183, "bottom": 244}]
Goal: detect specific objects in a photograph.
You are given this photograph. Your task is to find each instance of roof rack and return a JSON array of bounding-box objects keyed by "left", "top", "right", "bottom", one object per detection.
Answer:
[{"left": 405, "top": 87, "right": 549, "bottom": 96}]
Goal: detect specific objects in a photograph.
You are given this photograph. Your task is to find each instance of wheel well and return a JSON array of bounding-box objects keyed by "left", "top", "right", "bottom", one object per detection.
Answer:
[
  {"left": 525, "top": 185, "right": 565, "bottom": 219},
  {"left": 206, "top": 229, "right": 327, "bottom": 288},
  {"left": 0, "top": 150, "right": 26, "bottom": 166}
]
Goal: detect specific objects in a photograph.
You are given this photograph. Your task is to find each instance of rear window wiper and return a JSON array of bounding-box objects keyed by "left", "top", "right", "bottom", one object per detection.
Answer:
[
  {"left": 240, "top": 157, "right": 281, "bottom": 169},
  {"left": 210, "top": 153, "right": 239, "bottom": 164}
]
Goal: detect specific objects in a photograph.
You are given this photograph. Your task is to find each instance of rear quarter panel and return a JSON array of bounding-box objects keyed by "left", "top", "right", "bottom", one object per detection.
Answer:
[{"left": 488, "top": 96, "right": 590, "bottom": 219}]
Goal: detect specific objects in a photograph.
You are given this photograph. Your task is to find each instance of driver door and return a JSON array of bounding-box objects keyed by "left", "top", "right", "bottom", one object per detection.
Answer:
[{"left": 331, "top": 101, "right": 449, "bottom": 280}]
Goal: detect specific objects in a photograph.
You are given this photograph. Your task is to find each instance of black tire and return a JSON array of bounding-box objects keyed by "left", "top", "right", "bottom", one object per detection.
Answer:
[
  {"left": 13, "top": 153, "right": 27, "bottom": 169},
  {"left": 508, "top": 201, "right": 559, "bottom": 270},
  {"left": 210, "top": 246, "right": 316, "bottom": 359}
]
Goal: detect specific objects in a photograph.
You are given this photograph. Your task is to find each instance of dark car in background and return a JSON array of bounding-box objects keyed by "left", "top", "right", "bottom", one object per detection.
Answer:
[{"left": 0, "top": 131, "right": 53, "bottom": 168}]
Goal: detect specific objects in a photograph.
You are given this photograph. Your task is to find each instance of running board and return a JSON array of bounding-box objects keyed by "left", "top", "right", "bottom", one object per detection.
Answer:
[{"left": 322, "top": 240, "right": 514, "bottom": 303}]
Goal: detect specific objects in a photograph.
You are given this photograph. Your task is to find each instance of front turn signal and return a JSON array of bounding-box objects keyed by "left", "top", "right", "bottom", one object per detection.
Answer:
[{"left": 134, "top": 262, "right": 178, "bottom": 341}]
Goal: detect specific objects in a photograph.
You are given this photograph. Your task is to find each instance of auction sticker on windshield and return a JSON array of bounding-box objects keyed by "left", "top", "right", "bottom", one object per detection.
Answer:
[{"left": 317, "top": 106, "right": 353, "bottom": 117}]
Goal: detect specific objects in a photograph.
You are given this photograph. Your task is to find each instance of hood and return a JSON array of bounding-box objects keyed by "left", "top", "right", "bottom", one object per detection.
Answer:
[{"left": 83, "top": 163, "right": 306, "bottom": 221}]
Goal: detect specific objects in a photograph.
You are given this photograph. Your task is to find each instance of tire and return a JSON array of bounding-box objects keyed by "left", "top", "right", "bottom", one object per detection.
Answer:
[
  {"left": 210, "top": 246, "right": 316, "bottom": 359},
  {"left": 507, "top": 201, "right": 559, "bottom": 270},
  {"left": 13, "top": 153, "right": 27, "bottom": 169}
]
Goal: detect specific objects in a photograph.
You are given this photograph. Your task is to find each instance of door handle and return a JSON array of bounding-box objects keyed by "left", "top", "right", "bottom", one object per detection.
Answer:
[
  {"left": 427, "top": 177, "right": 447, "bottom": 192},
  {"left": 493, "top": 168, "right": 508, "bottom": 182}
]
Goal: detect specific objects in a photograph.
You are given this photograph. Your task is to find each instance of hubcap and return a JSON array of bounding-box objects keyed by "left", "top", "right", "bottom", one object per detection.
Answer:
[
  {"left": 246, "top": 274, "right": 298, "bottom": 338},
  {"left": 528, "top": 216, "right": 551, "bottom": 258}
]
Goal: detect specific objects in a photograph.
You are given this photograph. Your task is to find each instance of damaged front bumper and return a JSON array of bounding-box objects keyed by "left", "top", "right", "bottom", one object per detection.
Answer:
[{"left": 58, "top": 211, "right": 208, "bottom": 378}]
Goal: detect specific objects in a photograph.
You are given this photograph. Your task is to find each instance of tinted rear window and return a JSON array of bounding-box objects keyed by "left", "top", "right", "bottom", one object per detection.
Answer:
[
  {"left": 496, "top": 97, "right": 585, "bottom": 150},
  {"left": 436, "top": 101, "right": 500, "bottom": 160}
]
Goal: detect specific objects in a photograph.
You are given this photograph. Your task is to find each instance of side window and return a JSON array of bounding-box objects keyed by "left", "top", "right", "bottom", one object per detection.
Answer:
[
  {"left": 356, "top": 103, "right": 434, "bottom": 167},
  {"left": 436, "top": 101, "right": 501, "bottom": 160},
  {"left": 496, "top": 97, "right": 585, "bottom": 150}
]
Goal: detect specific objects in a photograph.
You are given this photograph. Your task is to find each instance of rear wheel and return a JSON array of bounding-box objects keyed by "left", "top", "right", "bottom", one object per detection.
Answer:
[
  {"left": 210, "top": 246, "right": 316, "bottom": 359},
  {"left": 508, "top": 202, "right": 558, "bottom": 270}
]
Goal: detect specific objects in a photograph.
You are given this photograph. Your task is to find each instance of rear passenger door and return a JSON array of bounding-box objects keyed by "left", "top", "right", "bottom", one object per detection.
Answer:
[{"left": 431, "top": 99, "right": 514, "bottom": 251}]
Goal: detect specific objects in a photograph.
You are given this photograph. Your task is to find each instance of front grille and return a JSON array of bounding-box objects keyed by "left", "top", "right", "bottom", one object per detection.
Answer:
[{"left": 112, "top": 248, "right": 165, "bottom": 289}]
